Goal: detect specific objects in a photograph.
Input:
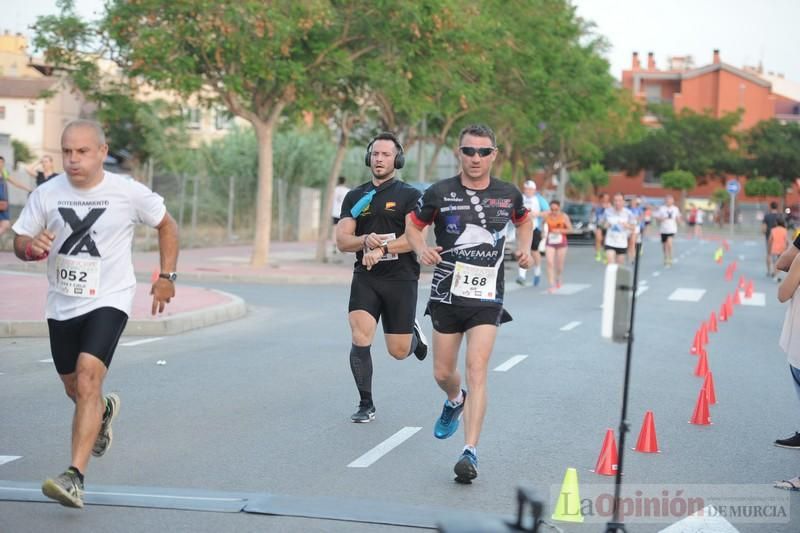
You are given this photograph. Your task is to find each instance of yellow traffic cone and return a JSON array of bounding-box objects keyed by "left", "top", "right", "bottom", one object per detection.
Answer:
[{"left": 551, "top": 467, "right": 584, "bottom": 523}]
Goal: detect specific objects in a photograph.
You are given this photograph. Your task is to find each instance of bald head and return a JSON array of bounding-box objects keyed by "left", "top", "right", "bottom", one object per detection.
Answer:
[{"left": 62, "top": 120, "right": 106, "bottom": 146}]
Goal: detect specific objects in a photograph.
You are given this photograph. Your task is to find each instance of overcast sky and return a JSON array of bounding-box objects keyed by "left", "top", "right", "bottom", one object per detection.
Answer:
[{"left": 5, "top": 0, "right": 800, "bottom": 82}]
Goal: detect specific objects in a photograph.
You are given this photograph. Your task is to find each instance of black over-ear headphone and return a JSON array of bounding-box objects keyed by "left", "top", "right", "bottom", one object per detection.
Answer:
[{"left": 364, "top": 133, "right": 405, "bottom": 169}]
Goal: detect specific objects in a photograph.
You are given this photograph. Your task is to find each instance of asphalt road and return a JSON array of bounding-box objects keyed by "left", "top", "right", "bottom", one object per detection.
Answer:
[{"left": 1, "top": 235, "right": 798, "bottom": 533}]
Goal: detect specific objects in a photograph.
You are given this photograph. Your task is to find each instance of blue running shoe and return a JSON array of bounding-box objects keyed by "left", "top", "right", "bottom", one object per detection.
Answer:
[
  {"left": 454, "top": 448, "right": 478, "bottom": 484},
  {"left": 434, "top": 389, "right": 466, "bottom": 439}
]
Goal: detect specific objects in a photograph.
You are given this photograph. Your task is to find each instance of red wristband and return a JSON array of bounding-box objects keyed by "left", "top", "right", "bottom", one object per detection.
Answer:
[{"left": 24, "top": 242, "right": 48, "bottom": 261}]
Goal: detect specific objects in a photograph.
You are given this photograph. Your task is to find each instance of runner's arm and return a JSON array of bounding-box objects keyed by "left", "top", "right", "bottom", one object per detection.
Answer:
[
  {"left": 777, "top": 239, "right": 800, "bottom": 272},
  {"left": 405, "top": 213, "right": 441, "bottom": 265},
  {"left": 13, "top": 231, "right": 54, "bottom": 261},
  {"left": 778, "top": 253, "right": 800, "bottom": 302},
  {"left": 151, "top": 212, "right": 179, "bottom": 315},
  {"left": 336, "top": 217, "right": 375, "bottom": 252},
  {"left": 5, "top": 174, "right": 32, "bottom": 193}
]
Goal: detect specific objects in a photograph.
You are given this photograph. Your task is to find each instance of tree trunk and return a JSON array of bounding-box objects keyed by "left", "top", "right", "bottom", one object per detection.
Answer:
[
  {"left": 425, "top": 141, "right": 444, "bottom": 181},
  {"left": 251, "top": 119, "right": 277, "bottom": 267},
  {"left": 316, "top": 125, "right": 351, "bottom": 262}
]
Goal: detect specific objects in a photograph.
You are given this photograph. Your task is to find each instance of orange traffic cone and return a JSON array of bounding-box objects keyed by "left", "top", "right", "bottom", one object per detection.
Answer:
[
  {"left": 700, "top": 322, "right": 709, "bottom": 346},
  {"left": 724, "top": 264, "right": 733, "bottom": 281},
  {"left": 738, "top": 276, "right": 746, "bottom": 289},
  {"left": 733, "top": 290, "right": 741, "bottom": 305},
  {"left": 719, "top": 303, "right": 728, "bottom": 322},
  {"left": 592, "top": 429, "right": 619, "bottom": 476},
  {"left": 722, "top": 240, "right": 730, "bottom": 252},
  {"left": 745, "top": 280, "right": 754, "bottom": 298},
  {"left": 694, "top": 349, "right": 709, "bottom": 377},
  {"left": 708, "top": 311, "right": 718, "bottom": 332},
  {"left": 704, "top": 372, "right": 717, "bottom": 405},
  {"left": 689, "top": 386, "right": 711, "bottom": 425},
  {"left": 633, "top": 411, "right": 660, "bottom": 453},
  {"left": 726, "top": 295, "right": 734, "bottom": 318},
  {"left": 690, "top": 330, "right": 700, "bottom": 355}
]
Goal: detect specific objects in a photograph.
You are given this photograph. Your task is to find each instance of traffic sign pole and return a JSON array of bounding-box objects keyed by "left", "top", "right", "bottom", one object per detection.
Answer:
[{"left": 726, "top": 179, "right": 740, "bottom": 239}]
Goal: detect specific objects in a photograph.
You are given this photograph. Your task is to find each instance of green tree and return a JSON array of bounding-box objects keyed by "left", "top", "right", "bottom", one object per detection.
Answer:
[
  {"left": 661, "top": 169, "right": 696, "bottom": 205},
  {"left": 744, "top": 120, "right": 800, "bottom": 185},
  {"left": 744, "top": 177, "right": 784, "bottom": 199},
  {"left": 605, "top": 106, "right": 743, "bottom": 183},
  {"left": 569, "top": 162, "right": 609, "bottom": 197},
  {"left": 11, "top": 139, "right": 35, "bottom": 165}
]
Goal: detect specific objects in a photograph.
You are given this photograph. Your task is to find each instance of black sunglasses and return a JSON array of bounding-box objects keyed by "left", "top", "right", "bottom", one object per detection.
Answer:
[{"left": 459, "top": 146, "right": 495, "bottom": 157}]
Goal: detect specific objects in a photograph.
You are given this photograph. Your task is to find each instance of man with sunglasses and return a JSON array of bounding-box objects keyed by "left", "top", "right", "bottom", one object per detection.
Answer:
[
  {"left": 406, "top": 124, "right": 533, "bottom": 483},
  {"left": 335, "top": 132, "right": 428, "bottom": 424}
]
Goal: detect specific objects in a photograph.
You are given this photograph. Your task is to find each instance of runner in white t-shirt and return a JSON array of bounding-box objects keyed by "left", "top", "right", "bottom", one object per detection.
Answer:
[
  {"left": 602, "top": 193, "right": 637, "bottom": 265},
  {"left": 655, "top": 195, "right": 681, "bottom": 267},
  {"left": 330, "top": 176, "right": 350, "bottom": 254},
  {"left": 11, "top": 120, "right": 179, "bottom": 509}
]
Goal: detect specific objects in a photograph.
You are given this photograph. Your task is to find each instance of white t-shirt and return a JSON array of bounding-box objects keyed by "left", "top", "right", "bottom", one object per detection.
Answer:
[
  {"left": 523, "top": 193, "right": 549, "bottom": 230},
  {"left": 604, "top": 207, "right": 636, "bottom": 248},
  {"left": 695, "top": 209, "right": 705, "bottom": 224},
  {"left": 332, "top": 184, "right": 350, "bottom": 218},
  {"left": 657, "top": 205, "right": 681, "bottom": 234},
  {"left": 12, "top": 172, "right": 167, "bottom": 320}
]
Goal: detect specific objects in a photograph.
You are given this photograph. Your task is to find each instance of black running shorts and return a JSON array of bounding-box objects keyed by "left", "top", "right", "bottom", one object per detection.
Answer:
[
  {"left": 47, "top": 307, "right": 129, "bottom": 375},
  {"left": 348, "top": 274, "right": 418, "bottom": 334},
  {"left": 660, "top": 233, "right": 675, "bottom": 243},
  {"left": 604, "top": 245, "right": 627, "bottom": 255},
  {"left": 531, "top": 228, "right": 542, "bottom": 251},
  {"left": 425, "top": 302, "right": 511, "bottom": 334}
]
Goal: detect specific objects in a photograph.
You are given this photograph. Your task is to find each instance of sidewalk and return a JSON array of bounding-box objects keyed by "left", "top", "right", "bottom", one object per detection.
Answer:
[{"left": 0, "top": 241, "right": 355, "bottom": 338}]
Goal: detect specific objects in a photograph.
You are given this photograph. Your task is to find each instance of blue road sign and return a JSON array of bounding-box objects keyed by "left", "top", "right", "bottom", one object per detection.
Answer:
[{"left": 726, "top": 179, "right": 740, "bottom": 195}]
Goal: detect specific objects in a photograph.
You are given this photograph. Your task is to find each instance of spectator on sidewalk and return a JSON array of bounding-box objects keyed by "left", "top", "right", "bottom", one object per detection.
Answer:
[
  {"left": 1, "top": 155, "right": 33, "bottom": 237},
  {"left": 25, "top": 155, "right": 60, "bottom": 186},
  {"left": 774, "top": 241, "right": 800, "bottom": 490},
  {"left": 764, "top": 202, "right": 782, "bottom": 277},
  {"left": 11, "top": 119, "right": 179, "bottom": 509},
  {"left": 770, "top": 218, "right": 789, "bottom": 282}
]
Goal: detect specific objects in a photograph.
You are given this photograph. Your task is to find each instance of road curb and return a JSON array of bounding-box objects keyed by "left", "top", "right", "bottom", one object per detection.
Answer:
[{"left": 0, "top": 289, "right": 248, "bottom": 338}]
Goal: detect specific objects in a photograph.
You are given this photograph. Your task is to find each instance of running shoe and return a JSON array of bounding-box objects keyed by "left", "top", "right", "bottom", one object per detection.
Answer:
[
  {"left": 454, "top": 448, "right": 478, "bottom": 484},
  {"left": 434, "top": 389, "right": 467, "bottom": 439},
  {"left": 515, "top": 277, "right": 525, "bottom": 286},
  {"left": 595, "top": 251, "right": 603, "bottom": 262},
  {"left": 351, "top": 401, "right": 376, "bottom": 423},
  {"left": 41, "top": 468, "right": 84, "bottom": 508},
  {"left": 775, "top": 432, "right": 800, "bottom": 449},
  {"left": 92, "top": 393, "right": 120, "bottom": 457},
  {"left": 412, "top": 319, "right": 429, "bottom": 361}
]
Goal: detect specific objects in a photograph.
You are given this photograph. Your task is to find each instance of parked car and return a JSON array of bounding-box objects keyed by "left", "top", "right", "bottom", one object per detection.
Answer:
[{"left": 563, "top": 201, "right": 595, "bottom": 244}]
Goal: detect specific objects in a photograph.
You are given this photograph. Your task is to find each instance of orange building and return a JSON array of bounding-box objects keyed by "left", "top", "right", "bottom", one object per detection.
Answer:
[{"left": 603, "top": 50, "right": 800, "bottom": 208}]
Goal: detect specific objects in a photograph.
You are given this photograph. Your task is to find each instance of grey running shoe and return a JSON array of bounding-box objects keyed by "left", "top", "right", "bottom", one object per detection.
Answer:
[
  {"left": 775, "top": 432, "right": 800, "bottom": 449},
  {"left": 454, "top": 448, "right": 479, "bottom": 484},
  {"left": 351, "top": 401, "right": 376, "bottom": 423},
  {"left": 413, "top": 319, "right": 428, "bottom": 361},
  {"left": 41, "top": 469, "right": 84, "bottom": 508},
  {"left": 92, "top": 393, "right": 120, "bottom": 457}
]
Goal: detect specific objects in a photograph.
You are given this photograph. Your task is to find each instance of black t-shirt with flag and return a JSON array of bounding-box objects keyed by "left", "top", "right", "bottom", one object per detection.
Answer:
[
  {"left": 340, "top": 178, "right": 422, "bottom": 281},
  {"left": 410, "top": 176, "right": 528, "bottom": 307}
]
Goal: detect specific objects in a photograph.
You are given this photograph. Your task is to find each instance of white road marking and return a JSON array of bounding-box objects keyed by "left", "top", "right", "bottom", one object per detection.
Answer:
[
  {"left": 0, "top": 456, "right": 21, "bottom": 466},
  {"left": 636, "top": 286, "right": 649, "bottom": 297},
  {"left": 494, "top": 354, "right": 529, "bottom": 371},
  {"left": 668, "top": 288, "right": 706, "bottom": 302},
  {"left": 740, "top": 292, "right": 766, "bottom": 307},
  {"left": 0, "top": 485, "right": 243, "bottom": 502},
  {"left": 560, "top": 321, "right": 581, "bottom": 332},
  {"left": 743, "top": 240, "right": 757, "bottom": 247},
  {"left": 547, "top": 283, "right": 590, "bottom": 295},
  {"left": 120, "top": 337, "right": 164, "bottom": 347},
  {"left": 738, "top": 255, "right": 745, "bottom": 260},
  {"left": 38, "top": 359, "right": 53, "bottom": 364},
  {"left": 658, "top": 505, "right": 739, "bottom": 533},
  {"left": 672, "top": 258, "right": 680, "bottom": 264},
  {"left": 347, "top": 427, "right": 422, "bottom": 468},
  {"left": 652, "top": 271, "right": 661, "bottom": 277}
]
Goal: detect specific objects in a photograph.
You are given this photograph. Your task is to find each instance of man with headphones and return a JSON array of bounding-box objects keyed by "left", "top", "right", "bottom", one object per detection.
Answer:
[{"left": 335, "top": 132, "right": 428, "bottom": 423}]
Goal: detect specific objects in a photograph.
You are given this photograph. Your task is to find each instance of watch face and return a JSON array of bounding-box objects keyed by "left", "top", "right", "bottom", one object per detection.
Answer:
[{"left": 160, "top": 272, "right": 177, "bottom": 281}]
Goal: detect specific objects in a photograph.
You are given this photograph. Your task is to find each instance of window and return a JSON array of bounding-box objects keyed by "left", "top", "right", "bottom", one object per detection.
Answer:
[
  {"left": 215, "top": 108, "right": 233, "bottom": 130},
  {"left": 643, "top": 169, "right": 661, "bottom": 186},
  {"left": 0, "top": 106, "right": 5, "bottom": 120},
  {"left": 645, "top": 84, "right": 662, "bottom": 104},
  {"left": 185, "top": 107, "right": 201, "bottom": 129},
  {"left": 27, "top": 109, "right": 35, "bottom": 125}
]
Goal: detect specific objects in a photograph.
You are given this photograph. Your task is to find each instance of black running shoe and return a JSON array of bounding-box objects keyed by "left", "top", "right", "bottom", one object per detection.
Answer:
[
  {"left": 413, "top": 319, "right": 428, "bottom": 361},
  {"left": 42, "top": 469, "right": 84, "bottom": 508},
  {"left": 350, "top": 401, "right": 376, "bottom": 423},
  {"left": 454, "top": 448, "right": 478, "bottom": 484},
  {"left": 775, "top": 432, "right": 800, "bottom": 449}
]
